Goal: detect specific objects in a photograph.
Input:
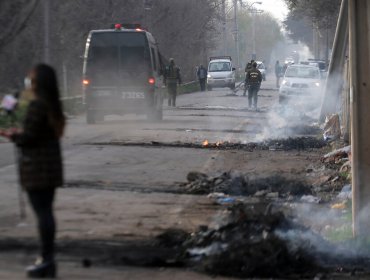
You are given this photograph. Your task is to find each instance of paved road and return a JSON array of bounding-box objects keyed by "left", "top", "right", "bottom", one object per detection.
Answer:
[
  {"left": 2, "top": 78, "right": 312, "bottom": 244},
  {"left": 1, "top": 78, "right": 320, "bottom": 279},
  {"left": 62, "top": 81, "right": 276, "bottom": 187}
]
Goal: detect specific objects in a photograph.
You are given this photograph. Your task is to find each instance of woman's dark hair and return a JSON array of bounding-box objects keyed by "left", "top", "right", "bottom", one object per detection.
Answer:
[{"left": 33, "top": 64, "right": 65, "bottom": 138}]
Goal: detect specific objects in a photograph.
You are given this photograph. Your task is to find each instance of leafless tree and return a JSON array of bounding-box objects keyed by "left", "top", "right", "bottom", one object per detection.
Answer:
[{"left": 0, "top": 0, "right": 222, "bottom": 92}]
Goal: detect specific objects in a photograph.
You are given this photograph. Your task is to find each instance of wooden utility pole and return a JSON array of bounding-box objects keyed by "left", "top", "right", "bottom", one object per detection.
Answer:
[
  {"left": 233, "top": 0, "right": 240, "bottom": 69},
  {"left": 222, "top": 0, "right": 227, "bottom": 56},
  {"left": 349, "top": 0, "right": 370, "bottom": 237}
]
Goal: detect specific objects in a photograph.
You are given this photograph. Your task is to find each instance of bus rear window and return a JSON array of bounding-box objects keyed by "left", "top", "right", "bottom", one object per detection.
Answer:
[
  {"left": 90, "top": 32, "right": 147, "bottom": 47},
  {"left": 86, "top": 32, "right": 150, "bottom": 85}
]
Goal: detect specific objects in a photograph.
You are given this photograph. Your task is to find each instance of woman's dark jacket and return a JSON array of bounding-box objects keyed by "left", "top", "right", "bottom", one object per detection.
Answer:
[{"left": 11, "top": 100, "right": 63, "bottom": 191}]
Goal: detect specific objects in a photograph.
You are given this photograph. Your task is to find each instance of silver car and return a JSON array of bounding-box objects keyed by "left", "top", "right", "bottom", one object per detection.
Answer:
[
  {"left": 279, "top": 64, "right": 322, "bottom": 104},
  {"left": 207, "top": 57, "right": 236, "bottom": 90}
]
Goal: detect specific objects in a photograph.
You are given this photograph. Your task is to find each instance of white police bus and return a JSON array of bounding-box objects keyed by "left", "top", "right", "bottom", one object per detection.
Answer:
[{"left": 82, "top": 24, "right": 164, "bottom": 124}]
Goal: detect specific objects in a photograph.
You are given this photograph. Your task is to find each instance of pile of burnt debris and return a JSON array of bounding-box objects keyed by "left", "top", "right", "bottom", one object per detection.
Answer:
[
  {"left": 156, "top": 204, "right": 370, "bottom": 279},
  {"left": 92, "top": 136, "right": 327, "bottom": 152},
  {"left": 264, "top": 137, "right": 326, "bottom": 151},
  {"left": 183, "top": 204, "right": 327, "bottom": 278},
  {"left": 180, "top": 171, "right": 312, "bottom": 198}
]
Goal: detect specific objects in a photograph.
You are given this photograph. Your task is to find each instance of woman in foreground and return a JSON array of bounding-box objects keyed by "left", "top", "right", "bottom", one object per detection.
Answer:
[{"left": 1, "top": 64, "right": 65, "bottom": 278}]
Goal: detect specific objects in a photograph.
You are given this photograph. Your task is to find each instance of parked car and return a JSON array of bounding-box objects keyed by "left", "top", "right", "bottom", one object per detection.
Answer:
[
  {"left": 82, "top": 23, "right": 164, "bottom": 124},
  {"left": 279, "top": 64, "right": 322, "bottom": 104},
  {"left": 207, "top": 56, "right": 236, "bottom": 90}
]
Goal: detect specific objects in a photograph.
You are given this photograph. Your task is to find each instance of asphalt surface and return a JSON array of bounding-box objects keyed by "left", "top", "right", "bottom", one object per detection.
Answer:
[{"left": 0, "top": 78, "right": 293, "bottom": 279}]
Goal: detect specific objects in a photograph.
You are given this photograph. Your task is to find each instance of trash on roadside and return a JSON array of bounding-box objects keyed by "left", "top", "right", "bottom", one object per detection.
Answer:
[
  {"left": 216, "top": 197, "right": 236, "bottom": 205},
  {"left": 207, "top": 192, "right": 226, "bottom": 199},
  {"left": 254, "top": 190, "right": 269, "bottom": 197},
  {"left": 322, "top": 145, "right": 351, "bottom": 164},
  {"left": 337, "top": 184, "right": 352, "bottom": 200},
  {"left": 331, "top": 202, "right": 347, "bottom": 210},
  {"left": 266, "top": 192, "right": 279, "bottom": 199},
  {"left": 323, "top": 114, "right": 341, "bottom": 141},
  {"left": 339, "top": 160, "right": 351, "bottom": 173},
  {"left": 301, "top": 195, "right": 321, "bottom": 204},
  {"left": 184, "top": 203, "right": 331, "bottom": 278},
  {"left": 187, "top": 242, "right": 228, "bottom": 258}
]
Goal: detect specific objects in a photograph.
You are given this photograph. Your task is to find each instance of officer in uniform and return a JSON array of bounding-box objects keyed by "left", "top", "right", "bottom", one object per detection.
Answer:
[
  {"left": 243, "top": 59, "right": 255, "bottom": 96},
  {"left": 164, "top": 58, "right": 182, "bottom": 107},
  {"left": 197, "top": 65, "right": 207, "bottom": 92},
  {"left": 245, "top": 61, "right": 262, "bottom": 110},
  {"left": 245, "top": 59, "right": 255, "bottom": 72}
]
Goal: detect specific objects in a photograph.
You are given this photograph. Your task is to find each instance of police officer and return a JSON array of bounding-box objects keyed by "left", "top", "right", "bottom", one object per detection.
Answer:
[
  {"left": 243, "top": 60, "right": 255, "bottom": 96},
  {"left": 197, "top": 65, "right": 207, "bottom": 92},
  {"left": 245, "top": 61, "right": 262, "bottom": 110},
  {"left": 164, "top": 58, "right": 182, "bottom": 107},
  {"left": 245, "top": 59, "right": 255, "bottom": 73}
]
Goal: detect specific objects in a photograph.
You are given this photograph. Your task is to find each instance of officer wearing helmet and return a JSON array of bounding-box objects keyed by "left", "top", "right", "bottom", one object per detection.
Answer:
[
  {"left": 164, "top": 58, "right": 182, "bottom": 107},
  {"left": 245, "top": 61, "right": 262, "bottom": 110},
  {"left": 243, "top": 59, "right": 255, "bottom": 96}
]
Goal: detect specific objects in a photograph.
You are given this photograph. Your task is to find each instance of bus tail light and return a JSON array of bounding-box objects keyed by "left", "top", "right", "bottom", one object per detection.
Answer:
[{"left": 148, "top": 77, "right": 155, "bottom": 85}]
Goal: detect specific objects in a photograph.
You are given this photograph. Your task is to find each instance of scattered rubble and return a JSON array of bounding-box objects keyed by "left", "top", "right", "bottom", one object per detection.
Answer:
[
  {"left": 180, "top": 172, "right": 312, "bottom": 198},
  {"left": 337, "top": 184, "right": 352, "bottom": 200},
  {"left": 322, "top": 145, "right": 351, "bottom": 164},
  {"left": 183, "top": 204, "right": 332, "bottom": 278},
  {"left": 301, "top": 195, "right": 321, "bottom": 204},
  {"left": 323, "top": 114, "right": 341, "bottom": 141}
]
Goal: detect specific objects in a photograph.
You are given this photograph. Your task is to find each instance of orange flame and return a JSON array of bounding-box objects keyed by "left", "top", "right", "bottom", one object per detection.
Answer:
[{"left": 202, "top": 140, "right": 209, "bottom": 147}]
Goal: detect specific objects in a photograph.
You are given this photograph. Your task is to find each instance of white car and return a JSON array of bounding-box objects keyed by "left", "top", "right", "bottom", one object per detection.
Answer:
[
  {"left": 256, "top": 61, "right": 266, "bottom": 81},
  {"left": 279, "top": 64, "right": 322, "bottom": 104},
  {"left": 207, "top": 56, "right": 236, "bottom": 90}
]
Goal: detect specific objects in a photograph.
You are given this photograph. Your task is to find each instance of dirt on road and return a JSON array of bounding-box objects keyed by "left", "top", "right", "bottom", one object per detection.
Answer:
[{"left": 0, "top": 80, "right": 360, "bottom": 279}]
